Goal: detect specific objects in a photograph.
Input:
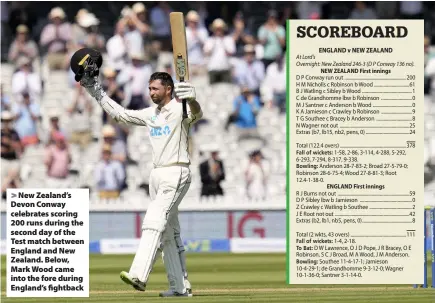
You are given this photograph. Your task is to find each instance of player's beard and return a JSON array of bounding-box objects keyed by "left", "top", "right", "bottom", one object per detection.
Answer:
[{"left": 151, "top": 95, "right": 164, "bottom": 106}]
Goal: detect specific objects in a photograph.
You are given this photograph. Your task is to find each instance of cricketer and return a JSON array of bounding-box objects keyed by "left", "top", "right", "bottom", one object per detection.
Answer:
[{"left": 79, "top": 70, "right": 203, "bottom": 297}]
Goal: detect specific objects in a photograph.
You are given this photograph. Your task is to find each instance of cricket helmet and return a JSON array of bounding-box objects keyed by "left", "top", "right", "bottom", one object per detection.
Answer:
[{"left": 70, "top": 47, "right": 103, "bottom": 82}]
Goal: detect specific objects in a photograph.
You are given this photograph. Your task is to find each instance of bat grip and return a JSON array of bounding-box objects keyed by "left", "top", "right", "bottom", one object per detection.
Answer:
[
  {"left": 182, "top": 99, "right": 187, "bottom": 119},
  {"left": 180, "top": 77, "right": 188, "bottom": 119}
]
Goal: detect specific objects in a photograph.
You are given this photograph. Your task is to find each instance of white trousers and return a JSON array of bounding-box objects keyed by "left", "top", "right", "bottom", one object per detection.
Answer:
[
  {"left": 129, "top": 165, "right": 191, "bottom": 293},
  {"left": 45, "top": 177, "right": 72, "bottom": 189}
]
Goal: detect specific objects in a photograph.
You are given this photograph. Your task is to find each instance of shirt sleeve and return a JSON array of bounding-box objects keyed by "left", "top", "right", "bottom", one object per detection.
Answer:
[
  {"left": 115, "top": 162, "right": 126, "bottom": 184},
  {"left": 115, "top": 140, "right": 127, "bottom": 157},
  {"left": 233, "top": 96, "right": 240, "bottom": 110},
  {"left": 203, "top": 37, "right": 214, "bottom": 54},
  {"left": 40, "top": 25, "right": 54, "bottom": 46},
  {"left": 224, "top": 36, "right": 236, "bottom": 55},
  {"left": 253, "top": 96, "right": 261, "bottom": 109},
  {"left": 116, "top": 67, "right": 131, "bottom": 85},
  {"left": 31, "top": 103, "right": 41, "bottom": 117},
  {"left": 29, "top": 74, "right": 42, "bottom": 96},
  {"left": 94, "top": 163, "right": 104, "bottom": 186},
  {"left": 8, "top": 41, "right": 18, "bottom": 61},
  {"left": 262, "top": 64, "right": 275, "bottom": 101},
  {"left": 199, "top": 28, "right": 209, "bottom": 43},
  {"left": 61, "top": 23, "right": 73, "bottom": 42},
  {"left": 11, "top": 103, "right": 20, "bottom": 116},
  {"left": 107, "top": 37, "right": 126, "bottom": 61},
  {"left": 233, "top": 62, "right": 244, "bottom": 85},
  {"left": 97, "top": 94, "right": 148, "bottom": 126},
  {"left": 186, "top": 103, "right": 203, "bottom": 125},
  {"left": 44, "top": 147, "right": 53, "bottom": 165},
  {"left": 28, "top": 41, "right": 39, "bottom": 58},
  {"left": 256, "top": 61, "right": 266, "bottom": 81},
  {"left": 258, "top": 26, "right": 267, "bottom": 40},
  {"left": 277, "top": 26, "right": 285, "bottom": 39}
]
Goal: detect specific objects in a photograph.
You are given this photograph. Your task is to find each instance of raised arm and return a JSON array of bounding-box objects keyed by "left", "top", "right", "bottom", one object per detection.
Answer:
[
  {"left": 174, "top": 82, "right": 203, "bottom": 123},
  {"left": 80, "top": 76, "right": 148, "bottom": 126}
]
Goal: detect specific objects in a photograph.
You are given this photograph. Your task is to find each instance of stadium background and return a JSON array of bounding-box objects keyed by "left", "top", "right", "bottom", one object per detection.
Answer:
[{"left": 0, "top": 0, "right": 434, "bottom": 254}]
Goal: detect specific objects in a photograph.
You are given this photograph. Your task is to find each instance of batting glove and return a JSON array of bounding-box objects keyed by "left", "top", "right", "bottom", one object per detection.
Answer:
[
  {"left": 174, "top": 82, "right": 196, "bottom": 102},
  {"left": 80, "top": 76, "right": 106, "bottom": 102}
]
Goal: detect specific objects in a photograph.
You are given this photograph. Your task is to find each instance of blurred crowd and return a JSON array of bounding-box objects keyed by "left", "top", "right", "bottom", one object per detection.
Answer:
[{"left": 1, "top": 1, "right": 435, "bottom": 202}]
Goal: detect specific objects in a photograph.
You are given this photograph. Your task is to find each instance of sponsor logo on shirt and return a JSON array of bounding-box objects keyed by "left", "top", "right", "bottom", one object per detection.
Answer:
[{"left": 150, "top": 125, "right": 171, "bottom": 137}]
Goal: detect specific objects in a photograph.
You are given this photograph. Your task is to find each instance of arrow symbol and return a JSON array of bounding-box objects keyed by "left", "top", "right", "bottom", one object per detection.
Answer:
[{"left": 11, "top": 193, "right": 16, "bottom": 198}]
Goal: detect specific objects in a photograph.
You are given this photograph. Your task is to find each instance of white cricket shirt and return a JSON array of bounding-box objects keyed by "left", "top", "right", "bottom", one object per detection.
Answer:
[{"left": 98, "top": 95, "right": 202, "bottom": 167}]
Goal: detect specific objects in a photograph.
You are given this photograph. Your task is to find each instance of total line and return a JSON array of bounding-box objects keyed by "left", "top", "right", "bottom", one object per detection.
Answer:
[
  {"left": 340, "top": 146, "right": 404, "bottom": 148},
  {"left": 351, "top": 235, "right": 406, "bottom": 237}
]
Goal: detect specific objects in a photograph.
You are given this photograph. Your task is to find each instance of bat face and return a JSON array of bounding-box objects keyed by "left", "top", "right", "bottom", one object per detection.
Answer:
[{"left": 170, "top": 12, "right": 189, "bottom": 82}]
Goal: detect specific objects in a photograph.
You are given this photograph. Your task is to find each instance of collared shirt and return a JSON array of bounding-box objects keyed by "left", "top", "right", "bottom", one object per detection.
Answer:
[
  {"left": 186, "top": 26, "right": 208, "bottom": 65},
  {"left": 233, "top": 95, "right": 261, "bottom": 129},
  {"left": 203, "top": 36, "right": 236, "bottom": 71},
  {"left": 257, "top": 25, "right": 285, "bottom": 60},
  {"left": 234, "top": 60, "right": 265, "bottom": 91},
  {"left": 44, "top": 146, "right": 70, "bottom": 178},
  {"left": 94, "top": 160, "right": 125, "bottom": 191},
  {"left": 150, "top": 7, "right": 171, "bottom": 37},
  {"left": 8, "top": 39, "right": 39, "bottom": 63},
  {"left": 106, "top": 34, "right": 128, "bottom": 71},
  {"left": 40, "top": 23, "right": 72, "bottom": 53},
  {"left": 12, "top": 102, "right": 40, "bottom": 138},
  {"left": 117, "top": 63, "right": 152, "bottom": 103},
  {"left": 97, "top": 96, "right": 202, "bottom": 167},
  {"left": 263, "top": 60, "right": 286, "bottom": 100},
  {"left": 124, "top": 29, "right": 144, "bottom": 56},
  {"left": 11, "top": 71, "right": 42, "bottom": 102},
  {"left": 129, "top": 64, "right": 153, "bottom": 96},
  {"left": 71, "top": 23, "right": 87, "bottom": 46}
]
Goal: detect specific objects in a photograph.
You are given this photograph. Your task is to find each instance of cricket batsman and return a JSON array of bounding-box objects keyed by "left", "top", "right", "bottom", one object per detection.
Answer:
[{"left": 74, "top": 49, "right": 202, "bottom": 297}]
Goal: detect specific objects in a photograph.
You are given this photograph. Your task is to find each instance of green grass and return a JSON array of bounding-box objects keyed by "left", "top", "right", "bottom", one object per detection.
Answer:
[{"left": 0, "top": 253, "right": 433, "bottom": 302}]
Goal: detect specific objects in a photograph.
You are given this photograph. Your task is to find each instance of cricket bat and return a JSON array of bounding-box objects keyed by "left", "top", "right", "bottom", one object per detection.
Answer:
[{"left": 170, "top": 12, "right": 189, "bottom": 119}]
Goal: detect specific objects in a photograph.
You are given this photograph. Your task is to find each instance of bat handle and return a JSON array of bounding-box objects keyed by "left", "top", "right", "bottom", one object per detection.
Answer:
[
  {"left": 180, "top": 77, "right": 188, "bottom": 119},
  {"left": 182, "top": 99, "right": 188, "bottom": 119}
]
